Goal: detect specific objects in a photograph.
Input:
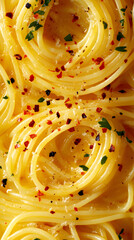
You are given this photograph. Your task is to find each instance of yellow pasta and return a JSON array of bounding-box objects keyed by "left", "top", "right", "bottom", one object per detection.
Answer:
[{"left": 0, "top": 0, "right": 133, "bottom": 239}]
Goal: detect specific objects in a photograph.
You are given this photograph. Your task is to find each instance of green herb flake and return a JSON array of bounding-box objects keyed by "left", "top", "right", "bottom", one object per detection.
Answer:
[
  {"left": 103, "top": 21, "right": 108, "bottom": 29},
  {"left": 121, "top": 7, "right": 127, "bottom": 15},
  {"left": 25, "top": 31, "right": 34, "bottom": 41},
  {"left": 101, "top": 155, "right": 107, "bottom": 165},
  {"left": 43, "top": 0, "right": 51, "bottom": 7},
  {"left": 3, "top": 95, "right": 8, "bottom": 99},
  {"left": 0, "top": 166, "right": 2, "bottom": 169},
  {"left": 98, "top": 118, "right": 112, "bottom": 130},
  {"left": 34, "top": 238, "right": 40, "bottom": 240},
  {"left": 38, "top": 97, "right": 45, "bottom": 103},
  {"left": 120, "top": 19, "right": 124, "bottom": 27},
  {"left": 117, "top": 32, "right": 125, "bottom": 41},
  {"left": 64, "top": 34, "right": 73, "bottom": 41},
  {"left": 114, "top": 129, "right": 125, "bottom": 137},
  {"left": 11, "top": 173, "right": 14, "bottom": 176},
  {"left": 29, "top": 21, "right": 43, "bottom": 31},
  {"left": 84, "top": 153, "right": 90, "bottom": 157},
  {"left": 126, "top": 136, "right": 132, "bottom": 143},
  {"left": 79, "top": 165, "right": 89, "bottom": 171},
  {"left": 34, "top": 10, "right": 45, "bottom": 15},
  {"left": 118, "top": 228, "right": 124, "bottom": 239},
  {"left": 7, "top": 80, "right": 10, "bottom": 85},
  {"left": 115, "top": 46, "right": 127, "bottom": 52}
]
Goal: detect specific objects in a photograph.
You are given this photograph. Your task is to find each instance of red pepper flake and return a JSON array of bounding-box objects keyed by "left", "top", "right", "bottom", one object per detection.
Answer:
[
  {"left": 34, "top": 13, "right": 39, "bottom": 19},
  {"left": 68, "top": 75, "right": 74, "bottom": 78},
  {"left": 24, "top": 141, "right": 29, "bottom": 147},
  {"left": 69, "top": 58, "right": 73, "bottom": 63},
  {"left": 74, "top": 41, "right": 77, "bottom": 44},
  {"left": 91, "top": 132, "right": 94, "bottom": 136},
  {"left": 29, "top": 134, "right": 37, "bottom": 139},
  {"left": 6, "top": 12, "right": 13, "bottom": 19},
  {"left": 58, "top": 128, "right": 61, "bottom": 131},
  {"left": 66, "top": 118, "right": 72, "bottom": 124},
  {"left": 55, "top": 67, "right": 60, "bottom": 72},
  {"left": 24, "top": 88, "right": 28, "bottom": 92},
  {"left": 96, "top": 107, "right": 102, "bottom": 113},
  {"left": 99, "top": 61, "right": 105, "bottom": 70},
  {"left": 23, "top": 147, "right": 28, "bottom": 152},
  {"left": 92, "top": 57, "right": 103, "bottom": 65},
  {"left": 64, "top": 98, "right": 70, "bottom": 103},
  {"left": 37, "top": 190, "right": 44, "bottom": 196},
  {"left": 72, "top": 14, "right": 79, "bottom": 22},
  {"left": 15, "top": 144, "right": 20, "bottom": 149},
  {"left": 34, "top": 105, "right": 39, "bottom": 112},
  {"left": 29, "top": 74, "right": 34, "bottom": 82},
  {"left": 61, "top": 65, "right": 66, "bottom": 71},
  {"left": 70, "top": 194, "right": 73, "bottom": 197},
  {"left": 57, "top": 72, "right": 62, "bottom": 78},
  {"left": 109, "top": 144, "right": 115, "bottom": 152},
  {"left": 47, "top": 120, "right": 52, "bottom": 125},
  {"left": 65, "top": 103, "right": 72, "bottom": 109},
  {"left": 111, "top": 40, "right": 115, "bottom": 45},
  {"left": 24, "top": 54, "right": 27, "bottom": 58},
  {"left": 118, "top": 164, "right": 123, "bottom": 171},
  {"left": 56, "top": 112, "right": 60, "bottom": 118},
  {"left": 17, "top": 118, "right": 23, "bottom": 122},
  {"left": 49, "top": 110, "right": 53, "bottom": 114},
  {"left": 90, "top": 145, "right": 93, "bottom": 149},
  {"left": 102, "top": 93, "right": 106, "bottom": 99},
  {"left": 74, "top": 207, "right": 78, "bottom": 211},
  {"left": 81, "top": 172, "right": 85, "bottom": 175},
  {"left": 124, "top": 59, "right": 128, "bottom": 63},
  {"left": 102, "top": 128, "right": 107, "bottom": 133},
  {"left": 50, "top": 210, "right": 55, "bottom": 214},
  {"left": 14, "top": 54, "right": 22, "bottom": 60},
  {"left": 77, "top": 120, "right": 80, "bottom": 125},
  {"left": 80, "top": 61, "right": 83, "bottom": 65},
  {"left": 74, "top": 138, "right": 81, "bottom": 145},
  {"left": 68, "top": 127, "right": 75, "bottom": 132},
  {"left": 45, "top": 186, "right": 49, "bottom": 191},
  {"left": 29, "top": 120, "right": 35, "bottom": 127},
  {"left": 27, "top": 105, "right": 32, "bottom": 110},
  {"left": 21, "top": 92, "right": 25, "bottom": 95}
]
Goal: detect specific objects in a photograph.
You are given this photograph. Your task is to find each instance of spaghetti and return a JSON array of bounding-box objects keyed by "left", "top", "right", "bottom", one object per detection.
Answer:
[{"left": 0, "top": 0, "right": 134, "bottom": 239}]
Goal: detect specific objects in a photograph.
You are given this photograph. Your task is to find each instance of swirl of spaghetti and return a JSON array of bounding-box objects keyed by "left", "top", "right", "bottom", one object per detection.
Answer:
[{"left": 1, "top": 0, "right": 132, "bottom": 96}]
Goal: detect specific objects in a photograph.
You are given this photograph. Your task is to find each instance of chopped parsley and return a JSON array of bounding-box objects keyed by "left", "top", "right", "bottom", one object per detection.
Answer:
[
  {"left": 84, "top": 153, "right": 90, "bottom": 157},
  {"left": 7, "top": 80, "right": 10, "bottom": 84},
  {"left": 98, "top": 118, "right": 112, "bottom": 130},
  {"left": 115, "top": 46, "right": 127, "bottom": 52},
  {"left": 118, "top": 228, "right": 124, "bottom": 239},
  {"left": 114, "top": 130, "right": 125, "bottom": 137},
  {"left": 42, "top": 0, "right": 51, "bottom": 6},
  {"left": 120, "top": 19, "right": 124, "bottom": 27},
  {"left": 121, "top": 6, "right": 127, "bottom": 15},
  {"left": 126, "top": 136, "right": 132, "bottom": 143},
  {"left": 117, "top": 32, "right": 125, "bottom": 41},
  {"left": 25, "top": 31, "right": 34, "bottom": 41},
  {"left": 34, "top": 238, "right": 40, "bottom": 240},
  {"left": 103, "top": 21, "right": 108, "bottom": 29},
  {"left": 101, "top": 155, "right": 107, "bottom": 165},
  {"left": 34, "top": 10, "right": 45, "bottom": 15},
  {"left": 29, "top": 21, "right": 43, "bottom": 31},
  {"left": 64, "top": 34, "right": 73, "bottom": 41},
  {"left": 79, "top": 165, "right": 89, "bottom": 171},
  {"left": 3, "top": 95, "right": 8, "bottom": 99},
  {"left": 38, "top": 97, "right": 45, "bottom": 102}
]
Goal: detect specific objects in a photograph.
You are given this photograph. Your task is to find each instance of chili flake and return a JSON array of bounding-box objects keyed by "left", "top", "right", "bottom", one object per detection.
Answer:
[{"left": 29, "top": 120, "right": 35, "bottom": 127}]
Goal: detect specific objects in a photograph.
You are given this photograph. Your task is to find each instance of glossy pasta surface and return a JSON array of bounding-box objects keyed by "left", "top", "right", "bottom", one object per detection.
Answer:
[{"left": 0, "top": 0, "right": 134, "bottom": 239}]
